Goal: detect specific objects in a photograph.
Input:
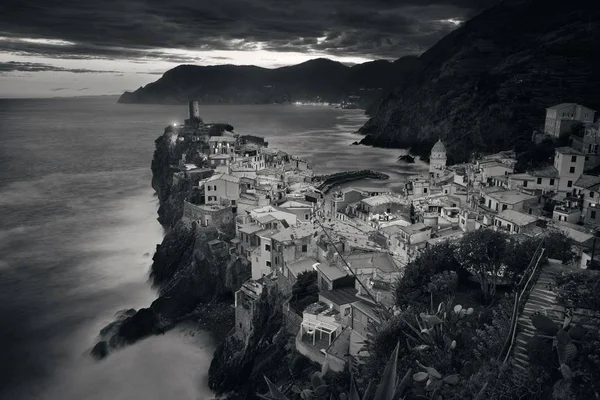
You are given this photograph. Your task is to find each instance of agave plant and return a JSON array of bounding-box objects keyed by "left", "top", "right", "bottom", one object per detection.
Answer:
[
  {"left": 402, "top": 302, "right": 473, "bottom": 350},
  {"left": 531, "top": 312, "right": 587, "bottom": 398},
  {"left": 260, "top": 342, "right": 411, "bottom": 400},
  {"left": 412, "top": 360, "right": 460, "bottom": 399}
]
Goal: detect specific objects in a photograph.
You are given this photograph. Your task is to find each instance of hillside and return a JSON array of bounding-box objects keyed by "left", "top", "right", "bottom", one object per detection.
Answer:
[
  {"left": 118, "top": 57, "right": 417, "bottom": 106},
  {"left": 358, "top": 0, "right": 600, "bottom": 163}
]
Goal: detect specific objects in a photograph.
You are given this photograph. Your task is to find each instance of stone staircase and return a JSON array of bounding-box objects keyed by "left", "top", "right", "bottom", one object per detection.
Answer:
[{"left": 511, "top": 259, "right": 568, "bottom": 371}]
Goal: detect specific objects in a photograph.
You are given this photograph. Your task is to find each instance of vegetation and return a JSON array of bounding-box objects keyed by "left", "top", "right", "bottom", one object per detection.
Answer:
[{"left": 290, "top": 271, "right": 319, "bottom": 312}]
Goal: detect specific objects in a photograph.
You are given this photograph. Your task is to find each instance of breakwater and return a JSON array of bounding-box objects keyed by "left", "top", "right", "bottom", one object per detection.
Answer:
[{"left": 312, "top": 169, "right": 389, "bottom": 193}]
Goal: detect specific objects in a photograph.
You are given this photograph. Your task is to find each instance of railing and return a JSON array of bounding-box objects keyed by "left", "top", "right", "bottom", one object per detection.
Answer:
[{"left": 497, "top": 239, "right": 546, "bottom": 364}]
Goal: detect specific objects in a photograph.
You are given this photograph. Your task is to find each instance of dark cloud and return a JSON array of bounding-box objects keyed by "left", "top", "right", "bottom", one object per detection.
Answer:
[
  {"left": 0, "top": 61, "right": 121, "bottom": 73},
  {"left": 0, "top": 0, "right": 501, "bottom": 62}
]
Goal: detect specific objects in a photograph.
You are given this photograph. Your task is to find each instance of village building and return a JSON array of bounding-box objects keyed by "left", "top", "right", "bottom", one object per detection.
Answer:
[
  {"left": 553, "top": 147, "right": 585, "bottom": 193},
  {"left": 573, "top": 175, "right": 600, "bottom": 227},
  {"left": 493, "top": 209, "right": 539, "bottom": 235},
  {"left": 325, "top": 188, "right": 366, "bottom": 219},
  {"left": 354, "top": 194, "right": 408, "bottom": 224},
  {"left": 429, "top": 139, "right": 447, "bottom": 179},
  {"left": 203, "top": 173, "right": 241, "bottom": 212},
  {"left": 480, "top": 188, "right": 538, "bottom": 214},
  {"left": 393, "top": 223, "right": 432, "bottom": 265},
  {"left": 234, "top": 279, "right": 267, "bottom": 343},
  {"left": 278, "top": 199, "right": 314, "bottom": 222},
  {"left": 544, "top": 103, "right": 596, "bottom": 138}
]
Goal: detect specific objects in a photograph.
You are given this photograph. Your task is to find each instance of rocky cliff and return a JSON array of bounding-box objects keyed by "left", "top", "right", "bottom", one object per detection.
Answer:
[
  {"left": 118, "top": 57, "right": 418, "bottom": 107},
  {"left": 358, "top": 0, "right": 600, "bottom": 163},
  {"left": 93, "top": 128, "right": 249, "bottom": 358}
]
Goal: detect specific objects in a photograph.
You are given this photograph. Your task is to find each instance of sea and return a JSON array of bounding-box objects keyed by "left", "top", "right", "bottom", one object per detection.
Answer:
[{"left": 0, "top": 96, "right": 427, "bottom": 400}]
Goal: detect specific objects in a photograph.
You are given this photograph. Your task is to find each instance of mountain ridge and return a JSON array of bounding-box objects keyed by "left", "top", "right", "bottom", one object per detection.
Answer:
[
  {"left": 118, "top": 57, "right": 418, "bottom": 106},
  {"left": 358, "top": 0, "right": 600, "bottom": 162}
]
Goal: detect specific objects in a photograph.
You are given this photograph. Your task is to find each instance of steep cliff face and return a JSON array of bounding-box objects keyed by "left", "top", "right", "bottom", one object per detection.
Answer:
[
  {"left": 359, "top": 0, "right": 600, "bottom": 163},
  {"left": 208, "top": 284, "right": 292, "bottom": 399},
  {"left": 94, "top": 213, "right": 249, "bottom": 357}
]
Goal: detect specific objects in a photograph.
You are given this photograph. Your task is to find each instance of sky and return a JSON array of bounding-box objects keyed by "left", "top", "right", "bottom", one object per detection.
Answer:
[{"left": 0, "top": 0, "right": 499, "bottom": 98}]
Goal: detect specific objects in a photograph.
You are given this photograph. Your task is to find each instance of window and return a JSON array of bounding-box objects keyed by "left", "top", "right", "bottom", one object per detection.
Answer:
[
  {"left": 571, "top": 156, "right": 577, "bottom": 163},
  {"left": 302, "top": 244, "right": 307, "bottom": 252},
  {"left": 423, "top": 188, "right": 428, "bottom": 194},
  {"left": 592, "top": 211, "right": 597, "bottom": 219},
  {"left": 591, "top": 192, "right": 595, "bottom": 198},
  {"left": 266, "top": 261, "right": 271, "bottom": 267},
  {"left": 231, "top": 200, "right": 236, "bottom": 205},
  {"left": 568, "top": 181, "right": 573, "bottom": 188},
  {"left": 537, "top": 178, "right": 542, "bottom": 184},
  {"left": 274, "top": 256, "right": 279, "bottom": 265},
  {"left": 529, "top": 208, "right": 533, "bottom": 214},
  {"left": 523, "top": 181, "right": 528, "bottom": 187},
  {"left": 550, "top": 179, "right": 555, "bottom": 185},
  {"left": 502, "top": 204, "right": 508, "bottom": 210},
  {"left": 569, "top": 167, "right": 575, "bottom": 173},
  {"left": 207, "top": 185, "right": 212, "bottom": 191},
  {"left": 304, "top": 214, "right": 309, "bottom": 220},
  {"left": 265, "top": 244, "right": 270, "bottom": 252}
]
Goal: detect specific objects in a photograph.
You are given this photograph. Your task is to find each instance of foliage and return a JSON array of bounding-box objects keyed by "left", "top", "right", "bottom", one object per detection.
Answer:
[
  {"left": 501, "top": 237, "right": 541, "bottom": 285},
  {"left": 290, "top": 271, "right": 319, "bottom": 312},
  {"left": 471, "top": 295, "right": 513, "bottom": 362},
  {"left": 553, "top": 271, "right": 600, "bottom": 312},
  {"left": 394, "top": 241, "right": 463, "bottom": 307},
  {"left": 467, "top": 359, "right": 550, "bottom": 400},
  {"left": 427, "top": 272, "right": 458, "bottom": 305},
  {"left": 260, "top": 343, "right": 411, "bottom": 400},
  {"left": 544, "top": 231, "right": 576, "bottom": 264},
  {"left": 455, "top": 230, "right": 509, "bottom": 302},
  {"left": 514, "top": 138, "right": 556, "bottom": 173}
]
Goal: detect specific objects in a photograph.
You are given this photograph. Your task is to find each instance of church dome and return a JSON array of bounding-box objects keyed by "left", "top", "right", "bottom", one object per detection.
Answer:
[{"left": 431, "top": 139, "right": 446, "bottom": 153}]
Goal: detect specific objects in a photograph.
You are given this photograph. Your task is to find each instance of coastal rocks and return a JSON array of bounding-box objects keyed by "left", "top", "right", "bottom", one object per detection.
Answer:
[
  {"left": 91, "top": 341, "right": 109, "bottom": 360},
  {"left": 398, "top": 154, "right": 415, "bottom": 163},
  {"left": 92, "top": 218, "right": 247, "bottom": 358}
]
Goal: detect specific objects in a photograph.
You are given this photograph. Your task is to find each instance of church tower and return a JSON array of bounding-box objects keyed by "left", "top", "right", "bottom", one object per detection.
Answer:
[{"left": 429, "top": 139, "right": 447, "bottom": 178}]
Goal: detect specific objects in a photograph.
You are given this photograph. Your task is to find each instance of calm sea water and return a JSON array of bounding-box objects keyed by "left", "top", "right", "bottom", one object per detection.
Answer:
[{"left": 0, "top": 96, "right": 426, "bottom": 400}]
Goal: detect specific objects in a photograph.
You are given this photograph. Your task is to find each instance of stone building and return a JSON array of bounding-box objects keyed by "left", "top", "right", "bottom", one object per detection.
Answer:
[{"left": 429, "top": 139, "right": 447, "bottom": 178}]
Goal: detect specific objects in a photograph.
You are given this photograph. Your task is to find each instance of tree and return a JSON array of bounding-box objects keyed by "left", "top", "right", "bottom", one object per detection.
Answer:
[
  {"left": 394, "top": 241, "right": 463, "bottom": 307},
  {"left": 455, "top": 230, "right": 508, "bottom": 301}
]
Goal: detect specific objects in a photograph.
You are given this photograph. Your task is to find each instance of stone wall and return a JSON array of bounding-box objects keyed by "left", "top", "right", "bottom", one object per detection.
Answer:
[
  {"left": 282, "top": 299, "right": 303, "bottom": 336},
  {"left": 183, "top": 201, "right": 233, "bottom": 226}
]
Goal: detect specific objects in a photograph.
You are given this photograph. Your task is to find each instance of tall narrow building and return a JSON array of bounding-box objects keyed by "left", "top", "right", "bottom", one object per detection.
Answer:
[{"left": 429, "top": 139, "right": 447, "bottom": 178}]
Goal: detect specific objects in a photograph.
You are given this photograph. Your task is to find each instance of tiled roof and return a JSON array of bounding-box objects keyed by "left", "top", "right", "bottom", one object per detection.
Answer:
[
  {"left": 528, "top": 166, "right": 559, "bottom": 178},
  {"left": 487, "top": 190, "right": 536, "bottom": 205},
  {"left": 495, "top": 209, "right": 538, "bottom": 226},
  {"left": 345, "top": 252, "right": 399, "bottom": 273},
  {"left": 320, "top": 287, "right": 358, "bottom": 306},
  {"left": 574, "top": 175, "right": 600, "bottom": 189},
  {"left": 555, "top": 147, "right": 584, "bottom": 155},
  {"left": 207, "top": 173, "right": 240, "bottom": 184}
]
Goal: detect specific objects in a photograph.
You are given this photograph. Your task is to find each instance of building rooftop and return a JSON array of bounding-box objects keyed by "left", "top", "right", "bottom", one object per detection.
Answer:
[
  {"left": 320, "top": 287, "right": 358, "bottom": 306},
  {"left": 431, "top": 139, "right": 446, "bottom": 153},
  {"left": 575, "top": 175, "right": 600, "bottom": 190},
  {"left": 487, "top": 190, "right": 536, "bottom": 205},
  {"left": 399, "top": 222, "right": 431, "bottom": 235},
  {"left": 238, "top": 223, "right": 264, "bottom": 235},
  {"left": 316, "top": 262, "right": 347, "bottom": 282},
  {"left": 256, "top": 229, "right": 280, "bottom": 239},
  {"left": 555, "top": 147, "right": 584, "bottom": 156},
  {"left": 554, "top": 224, "right": 594, "bottom": 245},
  {"left": 528, "top": 166, "right": 559, "bottom": 178},
  {"left": 361, "top": 194, "right": 407, "bottom": 207},
  {"left": 208, "top": 135, "right": 236, "bottom": 143},
  {"left": 509, "top": 173, "right": 536, "bottom": 181},
  {"left": 209, "top": 154, "right": 231, "bottom": 160},
  {"left": 356, "top": 186, "right": 392, "bottom": 194},
  {"left": 271, "top": 223, "right": 319, "bottom": 242},
  {"left": 380, "top": 224, "right": 405, "bottom": 236},
  {"left": 496, "top": 209, "right": 539, "bottom": 226},
  {"left": 345, "top": 252, "right": 399, "bottom": 273},
  {"left": 255, "top": 214, "right": 278, "bottom": 224},
  {"left": 279, "top": 199, "right": 313, "bottom": 208},
  {"left": 287, "top": 258, "right": 319, "bottom": 278},
  {"left": 206, "top": 173, "right": 240, "bottom": 184}
]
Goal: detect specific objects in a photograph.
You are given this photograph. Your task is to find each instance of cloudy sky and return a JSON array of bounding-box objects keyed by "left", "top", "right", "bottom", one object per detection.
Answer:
[{"left": 0, "top": 0, "right": 499, "bottom": 98}]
